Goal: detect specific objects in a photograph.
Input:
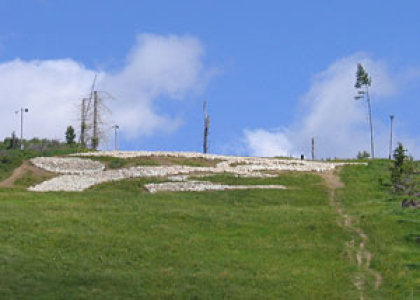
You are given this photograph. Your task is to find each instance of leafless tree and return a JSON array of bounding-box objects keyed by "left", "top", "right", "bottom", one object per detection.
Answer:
[{"left": 203, "top": 101, "right": 210, "bottom": 154}]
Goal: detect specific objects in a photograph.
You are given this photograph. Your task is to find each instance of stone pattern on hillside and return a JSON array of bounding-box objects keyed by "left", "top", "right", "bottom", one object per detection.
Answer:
[
  {"left": 145, "top": 181, "right": 286, "bottom": 193},
  {"left": 31, "top": 157, "right": 105, "bottom": 174},
  {"left": 74, "top": 151, "right": 361, "bottom": 172},
  {"left": 28, "top": 151, "right": 366, "bottom": 192}
]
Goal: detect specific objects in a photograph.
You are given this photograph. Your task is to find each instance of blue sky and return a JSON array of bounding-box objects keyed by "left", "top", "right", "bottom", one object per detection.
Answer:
[{"left": 1, "top": 1, "right": 420, "bottom": 158}]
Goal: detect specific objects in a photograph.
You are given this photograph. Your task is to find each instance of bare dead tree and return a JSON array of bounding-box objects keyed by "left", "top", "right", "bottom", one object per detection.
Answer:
[
  {"left": 92, "top": 92, "right": 99, "bottom": 150},
  {"left": 311, "top": 137, "right": 315, "bottom": 160},
  {"left": 203, "top": 101, "right": 210, "bottom": 154},
  {"left": 79, "top": 75, "right": 96, "bottom": 147},
  {"left": 80, "top": 98, "right": 88, "bottom": 147},
  {"left": 90, "top": 91, "right": 113, "bottom": 150},
  {"left": 77, "top": 74, "right": 114, "bottom": 150}
]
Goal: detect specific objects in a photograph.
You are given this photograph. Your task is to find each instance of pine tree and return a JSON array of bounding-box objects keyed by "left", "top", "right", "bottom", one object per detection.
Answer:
[
  {"left": 355, "top": 64, "right": 372, "bottom": 88},
  {"left": 355, "top": 63, "right": 375, "bottom": 159},
  {"left": 391, "top": 143, "right": 416, "bottom": 194},
  {"left": 65, "top": 126, "right": 76, "bottom": 145}
]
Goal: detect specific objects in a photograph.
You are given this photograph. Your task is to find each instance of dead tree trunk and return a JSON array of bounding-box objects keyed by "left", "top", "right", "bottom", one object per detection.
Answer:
[
  {"left": 80, "top": 98, "right": 87, "bottom": 147},
  {"left": 203, "top": 101, "right": 210, "bottom": 154},
  {"left": 92, "top": 91, "right": 99, "bottom": 150},
  {"left": 311, "top": 137, "right": 315, "bottom": 160}
]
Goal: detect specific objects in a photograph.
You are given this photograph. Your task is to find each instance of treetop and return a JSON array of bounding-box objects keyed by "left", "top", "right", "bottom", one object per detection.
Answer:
[{"left": 355, "top": 63, "right": 372, "bottom": 89}]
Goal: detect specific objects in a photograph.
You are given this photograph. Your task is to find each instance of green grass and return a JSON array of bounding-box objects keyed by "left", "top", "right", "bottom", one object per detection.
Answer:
[
  {"left": 13, "top": 171, "right": 53, "bottom": 188},
  {"left": 191, "top": 172, "right": 322, "bottom": 188},
  {"left": 338, "top": 160, "right": 420, "bottom": 299},
  {"left": 2, "top": 159, "right": 418, "bottom": 299},
  {"left": 0, "top": 171, "right": 358, "bottom": 299},
  {"left": 0, "top": 149, "right": 84, "bottom": 182},
  {"left": 87, "top": 156, "right": 221, "bottom": 170}
]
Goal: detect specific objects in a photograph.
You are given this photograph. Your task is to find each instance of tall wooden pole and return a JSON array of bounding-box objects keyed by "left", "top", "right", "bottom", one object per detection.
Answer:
[
  {"left": 20, "top": 108, "right": 24, "bottom": 150},
  {"left": 112, "top": 125, "right": 119, "bottom": 151},
  {"left": 389, "top": 115, "right": 394, "bottom": 160},
  {"left": 19, "top": 108, "right": 28, "bottom": 150}
]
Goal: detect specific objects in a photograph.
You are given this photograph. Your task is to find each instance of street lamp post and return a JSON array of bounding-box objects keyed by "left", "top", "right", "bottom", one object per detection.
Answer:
[
  {"left": 112, "top": 125, "right": 119, "bottom": 150},
  {"left": 16, "top": 108, "right": 29, "bottom": 150},
  {"left": 389, "top": 115, "right": 394, "bottom": 160}
]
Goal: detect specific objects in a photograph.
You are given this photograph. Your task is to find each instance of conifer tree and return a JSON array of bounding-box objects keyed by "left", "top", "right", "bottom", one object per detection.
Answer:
[
  {"left": 65, "top": 126, "right": 76, "bottom": 145},
  {"left": 355, "top": 63, "right": 375, "bottom": 159}
]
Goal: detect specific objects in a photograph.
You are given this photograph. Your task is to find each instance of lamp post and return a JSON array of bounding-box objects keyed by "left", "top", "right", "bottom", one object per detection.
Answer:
[
  {"left": 112, "top": 125, "right": 119, "bottom": 150},
  {"left": 16, "top": 108, "right": 29, "bottom": 150},
  {"left": 389, "top": 115, "right": 394, "bottom": 160}
]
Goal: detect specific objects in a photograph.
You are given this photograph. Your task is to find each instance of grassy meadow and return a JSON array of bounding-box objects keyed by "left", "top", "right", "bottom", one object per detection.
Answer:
[
  {"left": 338, "top": 161, "right": 420, "bottom": 299},
  {"left": 0, "top": 158, "right": 418, "bottom": 299}
]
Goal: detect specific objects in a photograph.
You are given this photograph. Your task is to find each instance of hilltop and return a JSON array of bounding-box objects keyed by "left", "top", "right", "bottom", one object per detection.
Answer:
[{"left": 0, "top": 151, "right": 418, "bottom": 299}]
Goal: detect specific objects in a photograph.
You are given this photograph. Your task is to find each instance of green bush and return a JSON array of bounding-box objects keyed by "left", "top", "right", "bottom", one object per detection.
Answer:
[{"left": 390, "top": 143, "right": 417, "bottom": 195}]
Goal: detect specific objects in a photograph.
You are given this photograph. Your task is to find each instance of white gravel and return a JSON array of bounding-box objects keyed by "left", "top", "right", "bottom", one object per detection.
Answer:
[
  {"left": 145, "top": 181, "right": 286, "bottom": 193},
  {"left": 31, "top": 157, "right": 105, "bottom": 174},
  {"left": 29, "top": 151, "right": 366, "bottom": 192}
]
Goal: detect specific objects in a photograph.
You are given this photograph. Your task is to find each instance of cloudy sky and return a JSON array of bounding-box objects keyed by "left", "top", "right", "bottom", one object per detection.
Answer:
[{"left": 1, "top": 1, "right": 420, "bottom": 158}]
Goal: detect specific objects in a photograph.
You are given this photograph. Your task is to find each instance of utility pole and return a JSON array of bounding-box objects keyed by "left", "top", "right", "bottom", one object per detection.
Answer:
[
  {"left": 20, "top": 108, "right": 24, "bottom": 150},
  {"left": 112, "top": 125, "right": 119, "bottom": 150},
  {"left": 92, "top": 91, "right": 99, "bottom": 150},
  {"left": 311, "top": 137, "right": 315, "bottom": 160},
  {"left": 389, "top": 115, "right": 394, "bottom": 160},
  {"left": 203, "top": 101, "right": 210, "bottom": 154}
]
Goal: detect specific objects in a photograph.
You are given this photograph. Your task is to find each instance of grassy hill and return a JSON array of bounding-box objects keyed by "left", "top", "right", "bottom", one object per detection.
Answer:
[{"left": 0, "top": 158, "right": 419, "bottom": 299}]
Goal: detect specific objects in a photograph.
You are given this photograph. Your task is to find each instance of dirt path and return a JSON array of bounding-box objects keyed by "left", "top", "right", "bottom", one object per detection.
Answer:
[
  {"left": 0, "top": 161, "right": 54, "bottom": 188},
  {"left": 322, "top": 170, "right": 382, "bottom": 300}
]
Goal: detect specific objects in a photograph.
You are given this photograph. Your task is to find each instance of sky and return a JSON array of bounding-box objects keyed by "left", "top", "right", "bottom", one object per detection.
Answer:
[{"left": 1, "top": 0, "right": 420, "bottom": 158}]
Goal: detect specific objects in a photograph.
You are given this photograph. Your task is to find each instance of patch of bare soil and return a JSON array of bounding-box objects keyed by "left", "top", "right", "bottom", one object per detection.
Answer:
[
  {"left": 0, "top": 161, "right": 55, "bottom": 188},
  {"left": 322, "top": 169, "right": 382, "bottom": 300}
]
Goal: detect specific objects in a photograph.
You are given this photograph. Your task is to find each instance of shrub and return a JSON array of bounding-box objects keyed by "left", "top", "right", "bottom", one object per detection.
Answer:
[
  {"left": 357, "top": 150, "right": 370, "bottom": 159},
  {"left": 390, "top": 143, "right": 417, "bottom": 195}
]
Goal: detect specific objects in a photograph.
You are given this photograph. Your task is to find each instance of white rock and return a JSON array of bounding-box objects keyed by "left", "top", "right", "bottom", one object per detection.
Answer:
[
  {"left": 31, "top": 157, "right": 105, "bottom": 174},
  {"left": 144, "top": 181, "right": 286, "bottom": 193},
  {"left": 29, "top": 151, "right": 367, "bottom": 192}
]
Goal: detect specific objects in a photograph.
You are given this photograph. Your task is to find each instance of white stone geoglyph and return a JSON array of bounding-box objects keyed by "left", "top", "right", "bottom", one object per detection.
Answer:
[
  {"left": 28, "top": 151, "right": 366, "bottom": 192},
  {"left": 31, "top": 157, "right": 105, "bottom": 174},
  {"left": 145, "top": 181, "right": 286, "bottom": 193}
]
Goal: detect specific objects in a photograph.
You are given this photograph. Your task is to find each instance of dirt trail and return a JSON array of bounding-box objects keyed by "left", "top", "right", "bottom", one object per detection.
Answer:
[
  {"left": 0, "top": 161, "right": 54, "bottom": 188},
  {"left": 322, "top": 170, "right": 382, "bottom": 300}
]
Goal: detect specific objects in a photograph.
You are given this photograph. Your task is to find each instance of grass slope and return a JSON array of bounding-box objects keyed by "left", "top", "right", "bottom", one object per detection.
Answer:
[
  {"left": 87, "top": 156, "right": 221, "bottom": 170},
  {"left": 338, "top": 160, "right": 420, "bottom": 299},
  {"left": 0, "top": 172, "right": 358, "bottom": 299},
  {"left": 0, "top": 149, "right": 82, "bottom": 182}
]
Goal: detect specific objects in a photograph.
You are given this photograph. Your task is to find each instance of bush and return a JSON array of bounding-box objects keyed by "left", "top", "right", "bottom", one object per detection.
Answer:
[
  {"left": 390, "top": 143, "right": 417, "bottom": 196},
  {"left": 357, "top": 150, "right": 370, "bottom": 159}
]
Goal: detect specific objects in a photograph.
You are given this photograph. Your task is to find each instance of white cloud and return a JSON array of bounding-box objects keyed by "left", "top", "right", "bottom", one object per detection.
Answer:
[
  {"left": 0, "top": 34, "right": 209, "bottom": 144},
  {"left": 101, "top": 34, "right": 207, "bottom": 139},
  {"left": 244, "top": 54, "right": 402, "bottom": 158},
  {"left": 244, "top": 129, "right": 292, "bottom": 157}
]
